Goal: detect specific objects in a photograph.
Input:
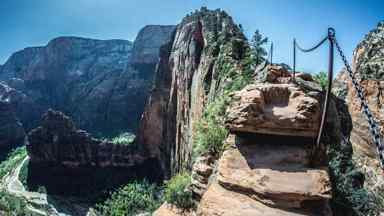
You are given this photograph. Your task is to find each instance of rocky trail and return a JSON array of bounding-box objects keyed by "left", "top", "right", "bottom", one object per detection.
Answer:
[
  {"left": 199, "top": 69, "right": 332, "bottom": 215},
  {"left": 155, "top": 65, "right": 342, "bottom": 215}
]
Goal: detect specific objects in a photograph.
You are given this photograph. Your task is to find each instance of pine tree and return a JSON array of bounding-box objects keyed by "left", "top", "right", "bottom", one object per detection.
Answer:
[{"left": 250, "top": 30, "right": 268, "bottom": 66}]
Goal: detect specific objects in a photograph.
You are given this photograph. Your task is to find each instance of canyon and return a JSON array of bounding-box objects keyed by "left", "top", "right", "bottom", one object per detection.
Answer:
[{"left": 0, "top": 7, "right": 383, "bottom": 216}]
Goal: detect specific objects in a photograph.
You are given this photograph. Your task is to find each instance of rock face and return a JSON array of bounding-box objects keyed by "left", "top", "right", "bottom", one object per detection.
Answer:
[
  {"left": 0, "top": 25, "right": 175, "bottom": 136},
  {"left": 334, "top": 21, "right": 384, "bottom": 161},
  {"left": 131, "top": 25, "right": 176, "bottom": 64},
  {"left": 197, "top": 67, "right": 333, "bottom": 215},
  {"left": 0, "top": 100, "right": 25, "bottom": 160},
  {"left": 27, "top": 110, "right": 144, "bottom": 166},
  {"left": 26, "top": 110, "right": 162, "bottom": 194},
  {"left": 226, "top": 81, "right": 321, "bottom": 137},
  {"left": 137, "top": 8, "right": 248, "bottom": 177}
]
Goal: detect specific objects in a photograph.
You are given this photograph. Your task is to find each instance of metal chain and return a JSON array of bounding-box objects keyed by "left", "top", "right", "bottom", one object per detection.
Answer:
[
  {"left": 295, "top": 36, "right": 328, "bottom": 53},
  {"left": 334, "top": 37, "right": 384, "bottom": 168}
]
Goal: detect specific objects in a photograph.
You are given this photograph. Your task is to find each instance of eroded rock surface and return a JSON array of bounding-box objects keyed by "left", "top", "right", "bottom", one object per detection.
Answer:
[
  {"left": 226, "top": 82, "right": 321, "bottom": 137},
  {"left": 137, "top": 8, "right": 248, "bottom": 176},
  {"left": 198, "top": 66, "right": 333, "bottom": 215}
]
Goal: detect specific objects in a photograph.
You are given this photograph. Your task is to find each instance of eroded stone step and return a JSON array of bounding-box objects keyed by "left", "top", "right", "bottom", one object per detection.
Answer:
[
  {"left": 217, "top": 144, "right": 331, "bottom": 209},
  {"left": 198, "top": 182, "right": 331, "bottom": 216}
]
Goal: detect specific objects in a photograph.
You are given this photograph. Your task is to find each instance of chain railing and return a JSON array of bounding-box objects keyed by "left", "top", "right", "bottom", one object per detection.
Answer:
[
  {"left": 333, "top": 37, "right": 384, "bottom": 168},
  {"left": 293, "top": 28, "right": 335, "bottom": 154},
  {"left": 293, "top": 28, "right": 384, "bottom": 169}
]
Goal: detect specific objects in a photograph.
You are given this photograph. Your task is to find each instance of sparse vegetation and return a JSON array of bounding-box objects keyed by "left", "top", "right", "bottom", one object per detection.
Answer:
[
  {"left": 0, "top": 191, "right": 30, "bottom": 216},
  {"left": 164, "top": 173, "right": 194, "bottom": 209},
  {"left": 193, "top": 96, "right": 229, "bottom": 158},
  {"left": 96, "top": 180, "right": 161, "bottom": 216},
  {"left": 313, "top": 71, "right": 328, "bottom": 90},
  {"left": 109, "top": 132, "right": 136, "bottom": 145},
  {"left": 0, "top": 146, "right": 27, "bottom": 180},
  {"left": 328, "top": 139, "right": 377, "bottom": 216},
  {"left": 353, "top": 154, "right": 384, "bottom": 214},
  {"left": 0, "top": 147, "right": 32, "bottom": 216}
]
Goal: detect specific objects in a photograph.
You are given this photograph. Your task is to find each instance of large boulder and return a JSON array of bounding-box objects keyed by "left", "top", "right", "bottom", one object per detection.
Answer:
[{"left": 226, "top": 82, "right": 321, "bottom": 137}]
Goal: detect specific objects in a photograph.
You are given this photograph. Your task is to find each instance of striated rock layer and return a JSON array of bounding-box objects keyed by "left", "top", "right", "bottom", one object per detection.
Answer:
[{"left": 0, "top": 25, "right": 175, "bottom": 136}]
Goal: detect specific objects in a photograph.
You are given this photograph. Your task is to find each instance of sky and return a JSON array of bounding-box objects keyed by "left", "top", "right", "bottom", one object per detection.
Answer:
[{"left": 0, "top": 0, "right": 383, "bottom": 73}]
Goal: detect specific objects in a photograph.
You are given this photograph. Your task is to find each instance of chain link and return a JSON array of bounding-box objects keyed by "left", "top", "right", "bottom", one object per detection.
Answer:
[
  {"left": 333, "top": 37, "right": 384, "bottom": 169},
  {"left": 295, "top": 36, "right": 329, "bottom": 53}
]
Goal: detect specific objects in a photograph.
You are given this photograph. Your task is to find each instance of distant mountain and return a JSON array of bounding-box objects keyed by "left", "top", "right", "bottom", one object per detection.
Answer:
[{"left": 0, "top": 25, "right": 175, "bottom": 136}]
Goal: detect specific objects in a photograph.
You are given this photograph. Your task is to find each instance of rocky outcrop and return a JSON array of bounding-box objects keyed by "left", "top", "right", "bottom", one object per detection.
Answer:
[
  {"left": 334, "top": 21, "right": 384, "bottom": 162},
  {"left": 197, "top": 67, "right": 333, "bottom": 215},
  {"left": 27, "top": 110, "right": 144, "bottom": 166},
  {"left": 26, "top": 110, "right": 162, "bottom": 194},
  {"left": 0, "top": 100, "right": 25, "bottom": 159},
  {"left": 130, "top": 25, "right": 176, "bottom": 65},
  {"left": 0, "top": 25, "right": 175, "bottom": 136},
  {"left": 226, "top": 81, "right": 321, "bottom": 137},
  {"left": 190, "top": 153, "right": 216, "bottom": 199},
  {"left": 137, "top": 8, "right": 248, "bottom": 177}
]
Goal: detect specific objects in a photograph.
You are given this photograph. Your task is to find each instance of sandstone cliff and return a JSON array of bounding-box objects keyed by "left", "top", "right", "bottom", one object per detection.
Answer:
[
  {"left": 137, "top": 8, "right": 249, "bottom": 177},
  {"left": 334, "top": 21, "right": 384, "bottom": 162},
  {"left": 0, "top": 25, "right": 174, "bottom": 136}
]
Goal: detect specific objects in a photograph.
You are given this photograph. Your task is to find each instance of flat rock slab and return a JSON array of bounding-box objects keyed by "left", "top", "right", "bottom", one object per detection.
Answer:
[
  {"left": 198, "top": 183, "right": 328, "bottom": 216},
  {"left": 217, "top": 143, "right": 331, "bottom": 209}
]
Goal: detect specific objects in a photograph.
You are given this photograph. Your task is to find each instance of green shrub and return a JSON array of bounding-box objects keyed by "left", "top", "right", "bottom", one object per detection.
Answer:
[
  {"left": 110, "top": 132, "right": 135, "bottom": 145},
  {"left": 164, "top": 173, "right": 194, "bottom": 209},
  {"left": 328, "top": 140, "right": 377, "bottom": 216},
  {"left": 0, "top": 147, "right": 27, "bottom": 179},
  {"left": 313, "top": 71, "right": 328, "bottom": 90},
  {"left": 193, "top": 95, "right": 230, "bottom": 158},
  {"left": 96, "top": 180, "right": 161, "bottom": 216}
]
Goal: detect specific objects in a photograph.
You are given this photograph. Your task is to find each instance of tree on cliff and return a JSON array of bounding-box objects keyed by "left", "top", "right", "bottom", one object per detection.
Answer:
[{"left": 250, "top": 30, "right": 268, "bottom": 66}]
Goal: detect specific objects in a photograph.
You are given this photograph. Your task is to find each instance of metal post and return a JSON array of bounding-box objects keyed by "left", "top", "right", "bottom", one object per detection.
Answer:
[
  {"left": 270, "top": 42, "right": 273, "bottom": 65},
  {"left": 293, "top": 39, "right": 296, "bottom": 80},
  {"left": 316, "top": 28, "right": 335, "bottom": 147}
]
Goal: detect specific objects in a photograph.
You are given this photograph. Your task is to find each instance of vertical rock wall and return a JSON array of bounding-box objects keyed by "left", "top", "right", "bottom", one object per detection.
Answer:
[{"left": 137, "top": 8, "right": 248, "bottom": 177}]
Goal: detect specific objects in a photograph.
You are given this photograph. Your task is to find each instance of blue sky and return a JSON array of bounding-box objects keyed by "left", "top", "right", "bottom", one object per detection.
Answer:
[{"left": 0, "top": 0, "right": 383, "bottom": 73}]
